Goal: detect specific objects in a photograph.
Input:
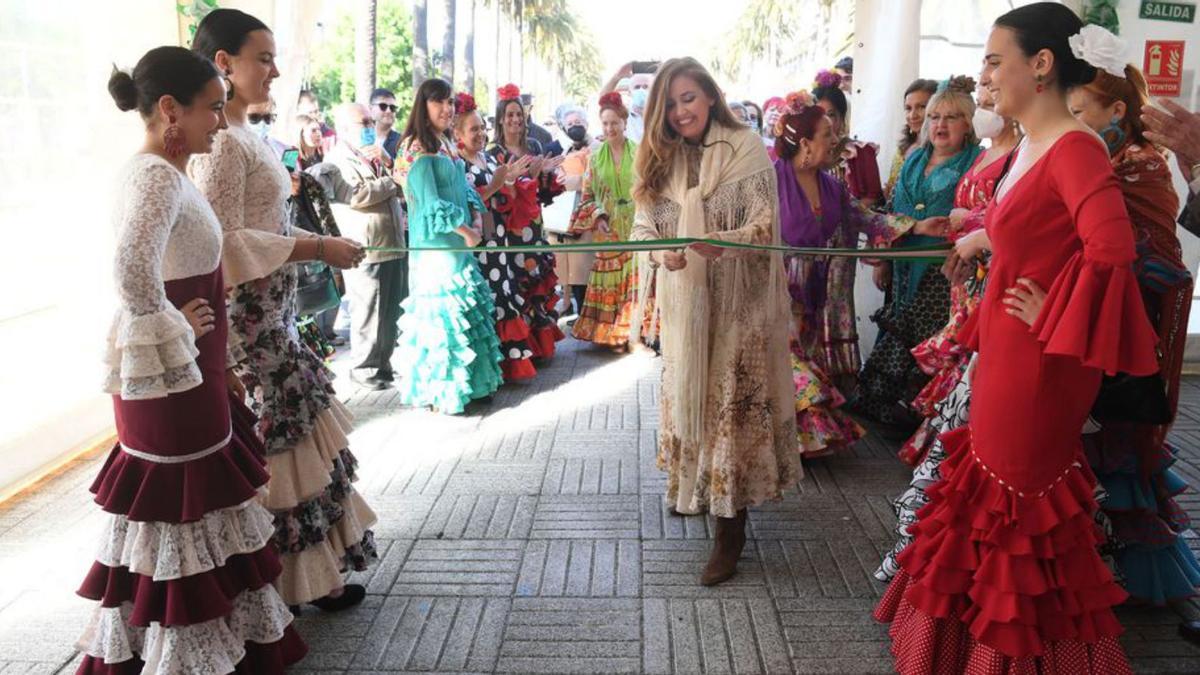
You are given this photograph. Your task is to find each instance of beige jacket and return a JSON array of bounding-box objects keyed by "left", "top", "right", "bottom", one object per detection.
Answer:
[{"left": 316, "top": 142, "right": 406, "bottom": 264}]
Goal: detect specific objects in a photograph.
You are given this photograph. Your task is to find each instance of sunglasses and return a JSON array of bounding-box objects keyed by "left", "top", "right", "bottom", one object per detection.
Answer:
[
  {"left": 248, "top": 113, "right": 277, "bottom": 125},
  {"left": 376, "top": 103, "right": 399, "bottom": 113}
]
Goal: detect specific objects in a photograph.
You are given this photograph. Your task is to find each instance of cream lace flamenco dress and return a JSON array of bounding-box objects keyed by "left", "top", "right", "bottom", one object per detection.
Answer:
[
  {"left": 190, "top": 126, "right": 377, "bottom": 605},
  {"left": 75, "top": 154, "right": 306, "bottom": 673}
]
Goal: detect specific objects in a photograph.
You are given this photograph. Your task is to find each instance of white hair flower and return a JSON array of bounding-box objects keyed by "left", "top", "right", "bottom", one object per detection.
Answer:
[{"left": 1068, "top": 25, "right": 1129, "bottom": 79}]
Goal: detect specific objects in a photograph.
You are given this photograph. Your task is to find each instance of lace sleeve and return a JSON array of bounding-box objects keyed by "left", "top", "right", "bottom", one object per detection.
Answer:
[
  {"left": 103, "top": 161, "right": 202, "bottom": 400},
  {"left": 189, "top": 133, "right": 296, "bottom": 286}
]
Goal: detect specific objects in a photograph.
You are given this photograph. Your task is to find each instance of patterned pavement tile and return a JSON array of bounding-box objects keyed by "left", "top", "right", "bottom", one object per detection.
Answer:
[{"left": 3, "top": 339, "right": 1198, "bottom": 673}]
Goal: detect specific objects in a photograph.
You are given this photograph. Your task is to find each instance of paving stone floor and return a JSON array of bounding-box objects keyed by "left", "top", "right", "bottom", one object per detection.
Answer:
[{"left": 3, "top": 336, "right": 1200, "bottom": 673}]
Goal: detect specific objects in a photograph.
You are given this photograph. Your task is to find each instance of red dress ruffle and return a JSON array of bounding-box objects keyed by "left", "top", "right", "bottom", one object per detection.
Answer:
[
  {"left": 1031, "top": 252, "right": 1160, "bottom": 377},
  {"left": 78, "top": 547, "right": 282, "bottom": 626},
  {"left": 874, "top": 427, "right": 1132, "bottom": 674},
  {"left": 88, "top": 437, "right": 269, "bottom": 524}
]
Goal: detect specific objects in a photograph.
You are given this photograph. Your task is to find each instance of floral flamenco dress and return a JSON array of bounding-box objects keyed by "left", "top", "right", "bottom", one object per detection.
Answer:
[
  {"left": 487, "top": 144, "right": 566, "bottom": 359},
  {"left": 875, "top": 150, "right": 1011, "bottom": 582},
  {"left": 875, "top": 132, "right": 1159, "bottom": 673},
  {"left": 775, "top": 160, "right": 915, "bottom": 457},
  {"left": 569, "top": 138, "right": 639, "bottom": 347},
  {"left": 395, "top": 141, "right": 503, "bottom": 414},
  {"left": 76, "top": 154, "right": 306, "bottom": 673},
  {"left": 190, "top": 125, "right": 377, "bottom": 607},
  {"left": 464, "top": 151, "right": 538, "bottom": 381}
]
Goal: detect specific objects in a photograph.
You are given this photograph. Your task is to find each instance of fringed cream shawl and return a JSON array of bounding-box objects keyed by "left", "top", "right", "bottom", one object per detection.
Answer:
[{"left": 631, "top": 124, "right": 791, "bottom": 447}]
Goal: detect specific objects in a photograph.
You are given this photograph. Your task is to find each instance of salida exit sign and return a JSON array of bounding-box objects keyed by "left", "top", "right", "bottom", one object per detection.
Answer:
[{"left": 1140, "top": 0, "right": 1196, "bottom": 22}]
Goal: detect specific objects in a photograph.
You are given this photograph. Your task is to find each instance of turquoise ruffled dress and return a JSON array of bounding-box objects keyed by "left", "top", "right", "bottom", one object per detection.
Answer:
[{"left": 396, "top": 149, "right": 503, "bottom": 414}]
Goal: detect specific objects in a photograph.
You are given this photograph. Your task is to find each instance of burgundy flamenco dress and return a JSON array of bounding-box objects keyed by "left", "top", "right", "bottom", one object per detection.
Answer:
[
  {"left": 76, "top": 154, "right": 305, "bottom": 673},
  {"left": 874, "top": 132, "right": 1158, "bottom": 673}
]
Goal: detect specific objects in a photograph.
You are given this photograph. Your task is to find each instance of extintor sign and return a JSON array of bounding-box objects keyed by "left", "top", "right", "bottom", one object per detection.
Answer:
[{"left": 1143, "top": 40, "right": 1186, "bottom": 97}]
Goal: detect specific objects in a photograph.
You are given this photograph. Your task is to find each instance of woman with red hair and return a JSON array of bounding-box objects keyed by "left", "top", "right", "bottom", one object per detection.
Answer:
[
  {"left": 568, "top": 92, "right": 640, "bottom": 349},
  {"left": 774, "top": 91, "right": 944, "bottom": 457},
  {"left": 1067, "top": 62, "right": 1200, "bottom": 605}
]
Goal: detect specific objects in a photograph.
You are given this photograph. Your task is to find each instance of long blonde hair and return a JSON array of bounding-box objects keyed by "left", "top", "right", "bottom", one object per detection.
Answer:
[{"left": 633, "top": 57, "right": 741, "bottom": 205}]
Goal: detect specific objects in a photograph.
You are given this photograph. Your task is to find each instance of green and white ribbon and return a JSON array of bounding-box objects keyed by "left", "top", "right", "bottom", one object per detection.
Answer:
[{"left": 366, "top": 237, "right": 950, "bottom": 261}]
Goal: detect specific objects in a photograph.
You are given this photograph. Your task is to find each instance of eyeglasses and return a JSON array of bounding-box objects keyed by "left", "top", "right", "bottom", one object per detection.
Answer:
[
  {"left": 376, "top": 103, "right": 399, "bottom": 113},
  {"left": 248, "top": 113, "right": 277, "bottom": 125}
]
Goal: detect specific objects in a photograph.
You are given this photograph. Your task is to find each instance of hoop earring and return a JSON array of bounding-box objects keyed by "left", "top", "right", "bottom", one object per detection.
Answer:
[{"left": 163, "top": 115, "right": 186, "bottom": 157}]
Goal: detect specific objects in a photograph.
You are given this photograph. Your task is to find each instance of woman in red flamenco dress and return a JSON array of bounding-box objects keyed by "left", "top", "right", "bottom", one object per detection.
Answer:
[{"left": 874, "top": 5, "right": 1159, "bottom": 673}]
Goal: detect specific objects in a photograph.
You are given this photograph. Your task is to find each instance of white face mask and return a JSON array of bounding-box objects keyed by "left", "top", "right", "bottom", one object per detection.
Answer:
[{"left": 972, "top": 107, "right": 1006, "bottom": 139}]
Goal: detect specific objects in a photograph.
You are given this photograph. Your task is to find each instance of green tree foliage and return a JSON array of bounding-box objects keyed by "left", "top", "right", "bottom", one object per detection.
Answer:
[
  {"left": 1082, "top": 0, "right": 1121, "bottom": 35},
  {"left": 177, "top": 0, "right": 220, "bottom": 41},
  {"left": 309, "top": 0, "right": 415, "bottom": 120}
]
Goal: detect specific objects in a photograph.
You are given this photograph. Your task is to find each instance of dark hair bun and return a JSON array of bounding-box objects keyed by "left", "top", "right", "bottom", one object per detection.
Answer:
[
  {"left": 944, "top": 75, "right": 977, "bottom": 95},
  {"left": 108, "top": 68, "right": 139, "bottom": 112},
  {"left": 111, "top": 46, "right": 221, "bottom": 118}
]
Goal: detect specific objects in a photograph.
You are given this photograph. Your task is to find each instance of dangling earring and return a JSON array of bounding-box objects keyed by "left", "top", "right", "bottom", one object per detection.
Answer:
[
  {"left": 1035, "top": 73, "right": 1045, "bottom": 94},
  {"left": 224, "top": 71, "right": 236, "bottom": 101},
  {"left": 163, "top": 115, "right": 186, "bottom": 157},
  {"left": 1099, "top": 115, "right": 1127, "bottom": 153}
]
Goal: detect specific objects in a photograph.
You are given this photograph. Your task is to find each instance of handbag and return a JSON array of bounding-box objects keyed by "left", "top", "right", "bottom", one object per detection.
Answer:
[
  {"left": 291, "top": 172, "right": 343, "bottom": 316},
  {"left": 295, "top": 260, "right": 341, "bottom": 316}
]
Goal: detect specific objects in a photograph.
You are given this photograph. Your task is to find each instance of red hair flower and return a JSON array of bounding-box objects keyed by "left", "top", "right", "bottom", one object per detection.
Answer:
[
  {"left": 497, "top": 83, "right": 521, "bottom": 102},
  {"left": 455, "top": 92, "right": 478, "bottom": 114},
  {"left": 783, "top": 90, "right": 815, "bottom": 116},
  {"left": 599, "top": 91, "right": 623, "bottom": 109},
  {"left": 814, "top": 69, "right": 842, "bottom": 90},
  {"left": 775, "top": 90, "right": 816, "bottom": 139}
]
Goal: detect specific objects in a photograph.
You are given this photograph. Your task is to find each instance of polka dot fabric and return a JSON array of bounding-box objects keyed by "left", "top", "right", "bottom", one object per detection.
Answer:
[
  {"left": 464, "top": 152, "right": 537, "bottom": 381},
  {"left": 486, "top": 144, "right": 566, "bottom": 360}
]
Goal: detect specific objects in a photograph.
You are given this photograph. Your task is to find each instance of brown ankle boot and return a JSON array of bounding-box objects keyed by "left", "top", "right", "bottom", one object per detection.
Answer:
[{"left": 700, "top": 509, "right": 747, "bottom": 586}]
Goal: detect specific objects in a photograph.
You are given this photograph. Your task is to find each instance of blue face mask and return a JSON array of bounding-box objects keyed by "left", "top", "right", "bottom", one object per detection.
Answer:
[
  {"left": 359, "top": 126, "right": 377, "bottom": 147},
  {"left": 631, "top": 88, "right": 648, "bottom": 111},
  {"left": 249, "top": 120, "right": 272, "bottom": 141}
]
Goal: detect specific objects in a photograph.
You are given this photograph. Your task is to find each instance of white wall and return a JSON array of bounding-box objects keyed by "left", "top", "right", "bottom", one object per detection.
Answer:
[{"left": 0, "top": 0, "right": 321, "bottom": 498}]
